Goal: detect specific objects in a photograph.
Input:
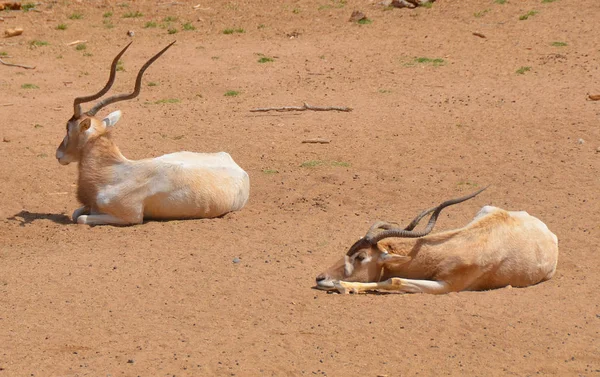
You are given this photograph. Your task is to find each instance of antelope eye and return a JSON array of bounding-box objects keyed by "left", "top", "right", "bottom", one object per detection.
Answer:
[{"left": 355, "top": 254, "right": 365, "bottom": 262}]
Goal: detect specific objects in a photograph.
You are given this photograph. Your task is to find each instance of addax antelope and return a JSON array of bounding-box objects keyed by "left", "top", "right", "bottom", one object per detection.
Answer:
[
  {"left": 315, "top": 187, "right": 558, "bottom": 294},
  {"left": 56, "top": 42, "right": 250, "bottom": 225}
]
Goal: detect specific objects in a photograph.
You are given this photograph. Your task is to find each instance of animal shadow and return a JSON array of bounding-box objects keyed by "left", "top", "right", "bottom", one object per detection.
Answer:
[
  {"left": 311, "top": 286, "right": 397, "bottom": 295},
  {"left": 7, "top": 210, "right": 72, "bottom": 226}
]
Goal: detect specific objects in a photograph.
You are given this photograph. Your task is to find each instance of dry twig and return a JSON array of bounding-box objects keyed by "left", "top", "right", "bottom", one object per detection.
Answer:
[
  {"left": 302, "top": 138, "right": 331, "bottom": 144},
  {"left": 588, "top": 94, "right": 600, "bottom": 101},
  {"left": 250, "top": 102, "right": 353, "bottom": 113},
  {"left": 0, "top": 58, "right": 35, "bottom": 69},
  {"left": 66, "top": 39, "right": 86, "bottom": 46},
  {"left": 472, "top": 32, "right": 486, "bottom": 38}
]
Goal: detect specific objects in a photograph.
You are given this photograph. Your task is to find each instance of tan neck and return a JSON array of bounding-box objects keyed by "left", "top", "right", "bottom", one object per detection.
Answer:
[
  {"left": 77, "top": 134, "right": 127, "bottom": 206},
  {"left": 79, "top": 133, "right": 126, "bottom": 167},
  {"left": 378, "top": 237, "right": 427, "bottom": 256},
  {"left": 378, "top": 230, "right": 461, "bottom": 280}
]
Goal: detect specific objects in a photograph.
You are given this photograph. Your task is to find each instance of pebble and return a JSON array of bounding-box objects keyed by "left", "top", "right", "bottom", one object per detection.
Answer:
[
  {"left": 232, "top": 257, "right": 240, "bottom": 264},
  {"left": 577, "top": 138, "right": 584, "bottom": 145},
  {"left": 127, "top": 30, "right": 135, "bottom": 37}
]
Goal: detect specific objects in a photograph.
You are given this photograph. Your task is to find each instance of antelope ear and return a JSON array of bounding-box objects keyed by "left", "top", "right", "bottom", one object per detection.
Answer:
[
  {"left": 102, "top": 110, "right": 122, "bottom": 128},
  {"left": 381, "top": 253, "right": 412, "bottom": 269},
  {"left": 79, "top": 118, "right": 92, "bottom": 132}
]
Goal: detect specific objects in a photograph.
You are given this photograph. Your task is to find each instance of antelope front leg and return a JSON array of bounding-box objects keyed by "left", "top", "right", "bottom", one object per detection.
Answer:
[
  {"left": 334, "top": 278, "right": 450, "bottom": 295},
  {"left": 79, "top": 202, "right": 144, "bottom": 226},
  {"left": 72, "top": 206, "right": 90, "bottom": 222},
  {"left": 77, "top": 213, "right": 137, "bottom": 226}
]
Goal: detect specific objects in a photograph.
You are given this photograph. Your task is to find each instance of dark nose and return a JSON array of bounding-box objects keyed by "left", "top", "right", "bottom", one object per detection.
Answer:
[{"left": 316, "top": 274, "right": 326, "bottom": 282}]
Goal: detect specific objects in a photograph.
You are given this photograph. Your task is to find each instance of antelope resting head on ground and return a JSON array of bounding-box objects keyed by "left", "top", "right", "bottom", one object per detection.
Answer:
[
  {"left": 315, "top": 187, "right": 558, "bottom": 294},
  {"left": 56, "top": 42, "right": 250, "bottom": 225}
]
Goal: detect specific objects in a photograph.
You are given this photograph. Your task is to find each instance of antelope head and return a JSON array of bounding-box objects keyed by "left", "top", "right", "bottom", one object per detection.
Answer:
[
  {"left": 315, "top": 187, "right": 488, "bottom": 290},
  {"left": 56, "top": 41, "right": 175, "bottom": 165}
]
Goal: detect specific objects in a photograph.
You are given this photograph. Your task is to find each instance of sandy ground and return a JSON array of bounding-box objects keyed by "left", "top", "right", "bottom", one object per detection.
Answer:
[{"left": 1, "top": 0, "right": 599, "bottom": 375}]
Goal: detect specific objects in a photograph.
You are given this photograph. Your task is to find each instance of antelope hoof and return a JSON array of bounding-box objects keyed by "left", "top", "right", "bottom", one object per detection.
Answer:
[
  {"left": 333, "top": 281, "right": 347, "bottom": 294},
  {"left": 72, "top": 206, "right": 90, "bottom": 222},
  {"left": 333, "top": 280, "right": 359, "bottom": 294}
]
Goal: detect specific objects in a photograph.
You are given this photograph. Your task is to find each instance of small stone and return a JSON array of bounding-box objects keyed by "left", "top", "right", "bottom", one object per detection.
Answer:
[
  {"left": 127, "top": 30, "right": 135, "bottom": 37},
  {"left": 349, "top": 11, "right": 367, "bottom": 22},
  {"left": 4, "top": 27, "right": 23, "bottom": 37},
  {"left": 127, "top": 359, "right": 134, "bottom": 364},
  {"left": 2, "top": 137, "right": 10, "bottom": 143},
  {"left": 596, "top": 146, "right": 600, "bottom": 153},
  {"left": 391, "top": 0, "right": 417, "bottom": 8},
  {"left": 577, "top": 138, "right": 584, "bottom": 145},
  {"left": 232, "top": 257, "right": 240, "bottom": 264},
  {"left": 0, "top": 2, "right": 22, "bottom": 10}
]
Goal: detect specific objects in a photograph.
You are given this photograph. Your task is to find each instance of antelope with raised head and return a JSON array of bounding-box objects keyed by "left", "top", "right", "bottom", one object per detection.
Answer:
[
  {"left": 56, "top": 42, "right": 250, "bottom": 225},
  {"left": 315, "top": 188, "right": 558, "bottom": 294}
]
